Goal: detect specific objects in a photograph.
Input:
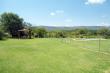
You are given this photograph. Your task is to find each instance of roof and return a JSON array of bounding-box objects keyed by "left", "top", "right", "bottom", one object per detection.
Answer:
[{"left": 18, "top": 29, "right": 29, "bottom": 32}]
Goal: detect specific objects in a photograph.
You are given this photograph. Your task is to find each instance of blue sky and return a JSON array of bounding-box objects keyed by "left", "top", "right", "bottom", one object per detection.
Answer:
[{"left": 0, "top": 0, "right": 110, "bottom": 26}]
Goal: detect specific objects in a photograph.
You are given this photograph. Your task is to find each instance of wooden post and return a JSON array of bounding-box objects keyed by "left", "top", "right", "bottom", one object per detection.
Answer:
[{"left": 29, "top": 29, "right": 32, "bottom": 39}]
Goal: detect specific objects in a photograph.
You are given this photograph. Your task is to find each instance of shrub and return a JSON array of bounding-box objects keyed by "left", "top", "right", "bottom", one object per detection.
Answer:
[
  {"left": 0, "top": 29, "right": 9, "bottom": 40},
  {"left": 0, "top": 31, "right": 5, "bottom": 40}
]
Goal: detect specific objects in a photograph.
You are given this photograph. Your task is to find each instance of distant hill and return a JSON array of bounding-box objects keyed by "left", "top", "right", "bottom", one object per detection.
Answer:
[{"left": 32, "top": 26, "right": 110, "bottom": 31}]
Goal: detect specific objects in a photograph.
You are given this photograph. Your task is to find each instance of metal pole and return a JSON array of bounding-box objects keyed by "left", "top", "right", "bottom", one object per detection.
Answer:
[
  {"left": 98, "top": 26, "right": 101, "bottom": 55},
  {"left": 97, "top": 26, "right": 101, "bottom": 55},
  {"left": 99, "top": 37, "right": 101, "bottom": 53}
]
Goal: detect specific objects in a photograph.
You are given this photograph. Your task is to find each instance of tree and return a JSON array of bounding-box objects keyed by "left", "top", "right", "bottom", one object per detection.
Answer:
[
  {"left": 23, "top": 22, "right": 33, "bottom": 39},
  {"left": 0, "top": 24, "right": 4, "bottom": 40},
  {"left": 97, "top": 27, "right": 110, "bottom": 39},
  {"left": 0, "top": 23, "right": 5, "bottom": 40},
  {"left": 56, "top": 31, "right": 66, "bottom": 38},
  {"left": 0, "top": 28, "right": 8, "bottom": 40},
  {"left": 0, "top": 12, "right": 24, "bottom": 38},
  {"left": 23, "top": 22, "right": 32, "bottom": 29},
  {"left": 35, "top": 28, "right": 47, "bottom": 38},
  {"left": 0, "top": 31, "right": 4, "bottom": 40},
  {"left": 74, "top": 28, "right": 89, "bottom": 38}
]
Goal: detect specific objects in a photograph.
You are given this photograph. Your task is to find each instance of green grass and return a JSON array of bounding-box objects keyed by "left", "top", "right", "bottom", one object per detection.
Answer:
[{"left": 0, "top": 38, "right": 110, "bottom": 73}]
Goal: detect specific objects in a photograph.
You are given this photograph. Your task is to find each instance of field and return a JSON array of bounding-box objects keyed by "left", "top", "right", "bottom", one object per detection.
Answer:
[{"left": 0, "top": 38, "right": 110, "bottom": 73}]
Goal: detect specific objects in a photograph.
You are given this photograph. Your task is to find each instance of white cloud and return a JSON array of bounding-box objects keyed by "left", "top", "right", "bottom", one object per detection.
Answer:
[
  {"left": 50, "top": 10, "right": 64, "bottom": 16},
  {"left": 56, "top": 10, "right": 64, "bottom": 14},
  {"left": 50, "top": 12, "right": 55, "bottom": 16},
  {"left": 100, "top": 22, "right": 110, "bottom": 26},
  {"left": 65, "top": 19, "right": 73, "bottom": 22},
  {"left": 101, "top": 15, "right": 107, "bottom": 18},
  {"left": 85, "top": 0, "right": 106, "bottom": 5}
]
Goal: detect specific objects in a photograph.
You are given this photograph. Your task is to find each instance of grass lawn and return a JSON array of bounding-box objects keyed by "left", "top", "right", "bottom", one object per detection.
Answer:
[{"left": 0, "top": 38, "right": 110, "bottom": 73}]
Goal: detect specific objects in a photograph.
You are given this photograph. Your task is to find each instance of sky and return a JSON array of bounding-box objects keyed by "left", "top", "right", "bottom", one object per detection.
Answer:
[{"left": 0, "top": 0, "right": 110, "bottom": 26}]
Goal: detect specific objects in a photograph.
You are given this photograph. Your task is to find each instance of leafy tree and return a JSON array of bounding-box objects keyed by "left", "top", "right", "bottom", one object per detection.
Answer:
[
  {"left": 23, "top": 22, "right": 32, "bottom": 29},
  {"left": 97, "top": 27, "right": 110, "bottom": 39},
  {"left": 23, "top": 22, "right": 33, "bottom": 39},
  {"left": 35, "top": 28, "right": 47, "bottom": 38},
  {"left": 0, "top": 31, "right": 4, "bottom": 40},
  {"left": 46, "top": 31, "right": 56, "bottom": 38},
  {"left": 0, "top": 28, "right": 7, "bottom": 40},
  {"left": 0, "top": 12, "right": 24, "bottom": 38},
  {"left": 97, "top": 27, "right": 108, "bottom": 35},
  {"left": 56, "top": 31, "right": 66, "bottom": 38},
  {"left": 74, "top": 28, "right": 89, "bottom": 38},
  {"left": 0, "top": 23, "right": 5, "bottom": 40}
]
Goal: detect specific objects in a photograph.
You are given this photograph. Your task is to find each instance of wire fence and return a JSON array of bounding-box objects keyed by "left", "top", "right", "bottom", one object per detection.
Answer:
[{"left": 53, "top": 38, "right": 110, "bottom": 62}]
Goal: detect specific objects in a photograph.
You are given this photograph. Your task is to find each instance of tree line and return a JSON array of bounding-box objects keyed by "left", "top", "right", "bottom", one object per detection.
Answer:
[
  {"left": 0, "top": 12, "right": 110, "bottom": 40},
  {"left": 32, "top": 27, "right": 110, "bottom": 39}
]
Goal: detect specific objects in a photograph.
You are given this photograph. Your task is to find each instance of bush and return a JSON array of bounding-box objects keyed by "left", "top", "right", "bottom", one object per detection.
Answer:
[
  {"left": 0, "top": 31, "right": 5, "bottom": 40},
  {"left": 34, "top": 28, "right": 47, "bottom": 38},
  {"left": 56, "top": 32, "right": 66, "bottom": 38},
  {"left": 0, "top": 29, "right": 9, "bottom": 40}
]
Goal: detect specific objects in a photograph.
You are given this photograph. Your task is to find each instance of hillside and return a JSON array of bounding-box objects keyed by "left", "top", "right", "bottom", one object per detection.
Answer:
[{"left": 32, "top": 26, "right": 110, "bottom": 31}]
